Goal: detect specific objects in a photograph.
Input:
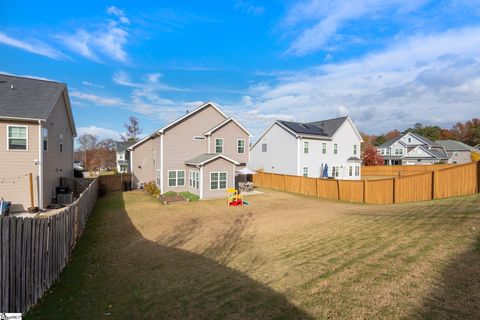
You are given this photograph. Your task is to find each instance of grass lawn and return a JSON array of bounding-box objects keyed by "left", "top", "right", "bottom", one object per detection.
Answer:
[{"left": 26, "top": 189, "right": 480, "bottom": 319}]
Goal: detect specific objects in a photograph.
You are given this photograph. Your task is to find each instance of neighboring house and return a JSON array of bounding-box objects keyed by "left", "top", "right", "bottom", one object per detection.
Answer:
[
  {"left": 378, "top": 132, "right": 448, "bottom": 165},
  {"left": 435, "top": 140, "right": 476, "bottom": 164},
  {"left": 115, "top": 141, "right": 134, "bottom": 173},
  {"left": 249, "top": 117, "right": 363, "bottom": 180},
  {"left": 128, "top": 102, "right": 251, "bottom": 199},
  {"left": 475, "top": 144, "right": 480, "bottom": 151},
  {"left": 0, "top": 74, "right": 76, "bottom": 212}
]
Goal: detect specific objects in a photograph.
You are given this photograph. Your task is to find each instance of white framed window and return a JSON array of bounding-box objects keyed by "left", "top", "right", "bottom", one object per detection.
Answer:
[
  {"left": 395, "top": 148, "right": 403, "bottom": 155},
  {"left": 190, "top": 171, "right": 199, "bottom": 189},
  {"left": 386, "top": 149, "right": 390, "bottom": 155},
  {"left": 7, "top": 125, "right": 28, "bottom": 150},
  {"left": 210, "top": 171, "right": 227, "bottom": 190},
  {"left": 303, "top": 141, "right": 309, "bottom": 154},
  {"left": 168, "top": 170, "right": 185, "bottom": 187},
  {"left": 349, "top": 166, "right": 353, "bottom": 177},
  {"left": 42, "top": 128, "right": 48, "bottom": 151},
  {"left": 261, "top": 143, "right": 267, "bottom": 152},
  {"left": 322, "top": 143, "right": 326, "bottom": 154},
  {"left": 215, "top": 138, "right": 223, "bottom": 153},
  {"left": 333, "top": 144, "right": 338, "bottom": 155},
  {"left": 302, "top": 167, "right": 308, "bottom": 177},
  {"left": 237, "top": 139, "right": 245, "bottom": 154},
  {"left": 118, "top": 153, "right": 124, "bottom": 161},
  {"left": 353, "top": 144, "right": 357, "bottom": 155},
  {"left": 156, "top": 169, "right": 162, "bottom": 186},
  {"left": 193, "top": 136, "right": 206, "bottom": 140},
  {"left": 355, "top": 166, "right": 360, "bottom": 176},
  {"left": 408, "top": 137, "right": 412, "bottom": 143},
  {"left": 59, "top": 134, "right": 64, "bottom": 152},
  {"left": 332, "top": 166, "right": 339, "bottom": 178}
]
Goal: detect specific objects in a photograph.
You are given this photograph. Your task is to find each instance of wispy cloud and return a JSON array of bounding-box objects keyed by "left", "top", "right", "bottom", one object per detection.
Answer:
[
  {"left": 82, "top": 81, "right": 104, "bottom": 88},
  {"left": 234, "top": 0, "right": 265, "bottom": 16},
  {"left": 57, "top": 6, "right": 130, "bottom": 62},
  {"left": 70, "top": 91, "right": 125, "bottom": 107},
  {"left": 283, "top": 0, "right": 429, "bottom": 56},
  {"left": 77, "top": 125, "right": 123, "bottom": 140},
  {"left": 0, "top": 32, "right": 66, "bottom": 60}
]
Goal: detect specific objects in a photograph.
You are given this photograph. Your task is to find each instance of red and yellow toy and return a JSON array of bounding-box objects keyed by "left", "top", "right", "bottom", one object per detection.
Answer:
[{"left": 227, "top": 188, "right": 244, "bottom": 206}]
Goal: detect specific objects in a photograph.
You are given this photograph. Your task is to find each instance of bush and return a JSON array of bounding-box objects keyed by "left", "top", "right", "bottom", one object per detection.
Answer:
[
  {"left": 144, "top": 181, "right": 160, "bottom": 197},
  {"left": 179, "top": 191, "right": 200, "bottom": 202},
  {"left": 162, "top": 191, "right": 177, "bottom": 197}
]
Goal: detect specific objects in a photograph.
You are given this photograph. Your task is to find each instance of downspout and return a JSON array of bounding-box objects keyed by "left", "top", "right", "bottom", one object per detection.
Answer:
[
  {"left": 160, "top": 133, "right": 164, "bottom": 194},
  {"left": 199, "top": 165, "right": 204, "bottom": 199},
  {"left": 297, "top": 137, "right": 301, "bottom": 176},
  {"left": 207, "top": 135, "right": 211, "bottom": 153},
  {"left": 38, "top": 120, "right": 44, "bottom": 209}
]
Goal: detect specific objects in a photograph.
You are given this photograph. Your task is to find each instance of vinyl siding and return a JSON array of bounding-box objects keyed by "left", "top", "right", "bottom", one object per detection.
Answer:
[
  {"left": 131, "top": 138, "right": 156, "bottom": 186},
  {"left": 202, "top": 157, "right": 235, "bottom": 199},
  {"left": 0, "top": 119, "right": 40, "bottom": 212},
  {"left": 42, "top": 93, "right": 74, "bottom": 207},
  {"left": 209, "top": 120, "right": 249, "bottom": 167}
]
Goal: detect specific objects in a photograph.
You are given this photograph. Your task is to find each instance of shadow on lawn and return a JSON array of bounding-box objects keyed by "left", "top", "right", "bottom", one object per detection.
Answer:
[
  {"left": 26, "top": 192, "right": 312, "bottom": 320},
  {"left": 406, "top": 236, "right": 480, "bottom": 320}
]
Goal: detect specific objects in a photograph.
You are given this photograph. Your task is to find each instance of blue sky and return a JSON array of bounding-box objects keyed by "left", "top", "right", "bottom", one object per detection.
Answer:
[{"left": 1, "top": 0, "right": 480, "bottom": 141}]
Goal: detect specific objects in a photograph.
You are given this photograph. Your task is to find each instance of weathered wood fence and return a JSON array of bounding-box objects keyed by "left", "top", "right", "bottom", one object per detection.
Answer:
[
  {"left": 361, "top": 164, "right": 454, "bottom": 177},
  {"left": 253, "top": 162, "right": 480, "bottom": 204},
  {"left": 98, "top": 173, "right": 132, "bottom": 193},
  {"left": 0, "top": 179, "right": 98, "bottom": 314}
]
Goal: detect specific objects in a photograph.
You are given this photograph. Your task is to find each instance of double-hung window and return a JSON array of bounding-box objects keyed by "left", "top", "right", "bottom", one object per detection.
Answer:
[
  {"left": 322, "top": 143, "right": 326, "bottom": 154},
  {"left": 189, "top": 171, "right": 199, "bottom": 189},
  {"left": 156, "top": 169, "right": 162, "bottom": 186},
  {"left": 211, "top": 172, "right": 227, "bottom": 190},
  {"left": 333, "top": 143, "right": 338, "bottom": 155},
  {"left": 302, "top": 167, "right": 308, "bottom": 177},
  {"left": 353, "top": 144, "right": 357, "bottom": 155},
  {"left": 42, "top": 128, "right": 48, "bottom": 151},
  {"left": 215, "top": 138, "right": 223, "bottom": 153},
  {"left": 168, "top": 170, "right": 185, "bottom": 187},
  {"left": 303, "top": 141, "right": 309, "bottom": 154},
  {"left": 349, "top": 166, "right": 353, "bottom": 177},
  {"left": 332, "top": 166, "right": 339, "bottom": 178},
  {"left": 395, "top": 148, "right": 403, "bottom": 155},
  {"left": 237, "top": 139, "right": 245, "bottom": 154},
  {"left": 355, "top": 166, "right": 360, "bottom": 176},
  {"left": 261, "top": 143, "right": 267, "bottom": 152},
  {"left": 7, "top": 125, "right": 27, "bottom": 150}
]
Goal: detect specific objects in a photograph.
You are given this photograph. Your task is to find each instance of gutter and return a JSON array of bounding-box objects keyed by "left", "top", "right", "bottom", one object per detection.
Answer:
[{"left": 38, "top": 120, "right": 44, "bottom": 209}]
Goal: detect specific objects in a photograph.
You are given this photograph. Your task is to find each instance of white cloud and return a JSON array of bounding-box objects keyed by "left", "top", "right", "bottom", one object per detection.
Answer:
[
  {"left": 107, "top": 6, "right": 130, "bottom": 24},
  {"left": 234, "top": 0, "right": 265, "bottom": 16},
  {"left": 70, "top": 91, "right": 125, "bottom": 107},
  {"left": 284, "top": 0, "right": 429, "bottom": 56},
  {"left": 0, "top": 32, "right": 66, "bottom": 60},
  {"left": 77, "top": 126, "right": 122, "bottom": 140},
  {"left": 82, "top": 81, "right": 104, "bottom": 88},
  {"left": 241, "top": 26, "right": 480, "bottom": 136}
]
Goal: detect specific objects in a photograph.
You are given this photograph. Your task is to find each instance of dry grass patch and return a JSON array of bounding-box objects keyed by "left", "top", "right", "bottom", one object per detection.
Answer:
[{"left": 27, "top": 189, "right": 480, "bottom": 319}]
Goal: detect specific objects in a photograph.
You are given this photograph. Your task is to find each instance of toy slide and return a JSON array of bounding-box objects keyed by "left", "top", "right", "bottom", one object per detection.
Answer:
[{"left": 227, "top": 188, "right": 251, "bottom": 206}]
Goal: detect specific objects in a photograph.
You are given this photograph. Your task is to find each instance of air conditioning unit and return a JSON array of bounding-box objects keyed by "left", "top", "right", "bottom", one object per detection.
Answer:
[{"left": 57, "top": 193, "right": 73, "bottom": 205}]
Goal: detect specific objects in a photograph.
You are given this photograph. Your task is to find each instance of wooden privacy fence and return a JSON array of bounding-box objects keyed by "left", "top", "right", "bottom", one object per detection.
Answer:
[
  {"left": 0, "top": 179, "right": 98, "bottom": 314},
  {"left": 98, "top": 173, "right": 131, "bottom": 193},
  {"left": 253, "top": 161, "right": 480, "bottom": 205},
  {"left": 361, "top": 164, "right": 454, "bottom": 177}
]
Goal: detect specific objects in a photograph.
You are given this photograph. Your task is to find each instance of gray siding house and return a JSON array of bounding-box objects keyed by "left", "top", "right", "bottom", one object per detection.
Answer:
[
  {"left": 115, "top": 141, "right": 134, "bottom": 173},
  {"left": 435, "top": 140, "right": 476, "bottom": 164},
  {"left": 378, "top": 132, "right": 448, "bottom": 165},
  {"left": 128, "top": 102, "right": 251, "bottom": 199},
  {"left": 0, "top": 74, "right": 76, "bottom": 211}
]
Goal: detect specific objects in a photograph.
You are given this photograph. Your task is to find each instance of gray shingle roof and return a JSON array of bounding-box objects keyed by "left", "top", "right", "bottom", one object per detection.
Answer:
[
  {"left": 116, "top": 141, "right": 135, "bottom": 152},
  {"left": 379, "top": 132, "right": 441, "bottom": 148},
  {"left": 0, "top": 74, "right": 66, "bottom": 120},
  {"left": 435, "top": 140, "right": 476, "bottom": 152},
  {"left": 278, "top": 116, "right": 348, "bottom": 138},
  {"left": 185, "top": 153, "right": 238, "bottom": 165}
]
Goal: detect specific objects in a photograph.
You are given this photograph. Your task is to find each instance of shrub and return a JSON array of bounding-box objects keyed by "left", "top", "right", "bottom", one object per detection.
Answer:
[
  {"left": 144, "top": 181, "right": 160, "bottom": 196},
  {"left": 162, "top": 191, "right": 177, "bottom": 197},
  {"left": 179, "top": 191, "right": 200, "bottom": 202}
]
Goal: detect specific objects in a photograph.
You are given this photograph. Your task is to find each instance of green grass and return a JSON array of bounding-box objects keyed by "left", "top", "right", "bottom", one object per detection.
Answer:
[
  {"left": 26, "top": 190, "right": 480, "bottom": 319},
  {"left": 179, "top": 191, "right": 200, "bottom": 202}
]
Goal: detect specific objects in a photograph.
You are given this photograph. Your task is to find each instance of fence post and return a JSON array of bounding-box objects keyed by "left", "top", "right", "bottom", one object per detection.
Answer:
[
  {"left": 393, "top": 177, "right": 397, "bottom": 204},
  {"left": 336, "top": 179, "right": 340, "bottom": 200},
  {"left": 363, "top": 180, "right": 367, "bottom": 203},
  {"left": 477, "top": 161, "right": 480, "bottom": 193},
  {"left": 432, "top": 170, "right": 436, "bottom": 200},
  {"left": 283, "top": 174, "right": 286, "bottom": 190}
]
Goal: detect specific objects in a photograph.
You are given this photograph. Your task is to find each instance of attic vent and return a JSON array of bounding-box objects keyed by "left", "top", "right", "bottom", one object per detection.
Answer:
[{"left": 10, "top": 85, "right": 15, "bottom": 90}]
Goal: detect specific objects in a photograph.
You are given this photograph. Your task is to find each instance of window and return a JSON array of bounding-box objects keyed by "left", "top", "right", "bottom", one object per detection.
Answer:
[
  {"left": 190, "top": 171, "right": 199, "bottom": 189},
  {"left": 193, "top": 136, "right": 206, "bottom": 140},
  {"left": 353, "top": 144, "right": 357, "bottom": 155},
  {"left": 380, "top": 149, "right": 384, "bottom": 155},
  {"left": 334, "top": 144, "right": 338, "bottom": 155},
  {"left": 332, "top": 166, "right": 338, "bottom": 177},
  {"left": 118, "top": 153, "right": 124, "bottom": 161},
  {"left": 156, "top": 169, "right": 162, "bottom": 186},
  {"left": 215, "top": 138, "right": 223, "bottom": 153},
  {"left": 42, "top": 128, "right": 48, "bottom": 151},
  {"left": 168, "top": 170, "right": 185, "bottom": 187},
  {"left": 349, "top": 166, "right": 353, "bottom": 177},
  {"left": 262, "top": 143, "right": 267, "bottom": 152},
  {"left": 408, "top": 137, "right": 412, "bottom": 143},
  {"left": 303, "top": 141, "right": 309, "bottom": 154},
  {"left": 386, "top": 149, "right": 390, "bottom": 155},
  {"left": 7, "top": 125, "right": 27, "bottom": 150},
  {"left": 211, "top": 171, "right": 227, "bottom": 190},
  {"left": 322, "top": 143, "right": 326, "bottom": 154},
  {"left": 303, "top": 167, "right": 308, "bottom": 177},
  {"left": 237, "top": 139, "right": 245, "bottom": 154},
  {"left": 59, "top": 134, "right": 63, "bottom": 152},
  {"left": 395, "top": 148, "right": 403, "bottom": 155},
  {"left": 355, "top": 166, "right": 360, "bottom": 176}
]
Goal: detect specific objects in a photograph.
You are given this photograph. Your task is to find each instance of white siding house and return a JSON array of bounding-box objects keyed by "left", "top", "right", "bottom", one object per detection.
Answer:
[{"left": 249, "top": 117, "right": 363, "bottom": 180}]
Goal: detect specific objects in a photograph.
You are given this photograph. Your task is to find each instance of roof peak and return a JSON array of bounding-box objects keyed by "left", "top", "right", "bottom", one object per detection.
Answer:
[{"left": 0, "top": 73, "right": 65, "bottom": 85}]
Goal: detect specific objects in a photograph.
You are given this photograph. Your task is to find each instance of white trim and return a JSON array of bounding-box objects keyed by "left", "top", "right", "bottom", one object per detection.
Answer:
[
  {"left": 199, "top": 166, "right": 204, "bottom": 199},
  {"left": 330, "top": 117, "right": 364, "bottom": 142},
  {"left": 185, "top": 154, "right": 240, "bottom": 166},
  {"left": 215, "top": 137, "right": 224, "bottom": 154},
  {"left": 189, "top": 169, "right": 200, "bottom": 189},
  {"left": 167, "top": 170, "right": 185, "bottom": 187},
  {"left": 204, "top": 117, "right": 253, "bottom": 137},
  {"left": 160, "top": 134, "right": 164, "bottom": 193},
  {"left": 210, "top": 171, "right": 228, "bottom": 190},
  {"left": 236, "top": 139, "right": 245, "bottom": 154},
  {"left": 303, "top": 141, "right": 309, "bottom": 154},
  {"left": 130, "top": 151, "right": 134, "bottom": 176},
  {"left": 159, "top": 101, "right": 228, "bottom": 134},
  {"left": 38, "top": 121, "right": 44, "bottom": 209},
  {"left": 207, "top": 135, "right": 211, "bottom": 153},
  {"left": 6, "top": 124, "right": 29, "bottom": 151},
  {"left": 128, "top": 135, "right": 154, "bottom": 150},
  {"left": 297, "top": 138, "right": 301, "bottom": 176}
]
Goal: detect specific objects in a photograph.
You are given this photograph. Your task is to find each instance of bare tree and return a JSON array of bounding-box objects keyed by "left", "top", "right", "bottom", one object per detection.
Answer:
[
  {"left": 121, "top": 116, "right": 142, "bottom": 142},
  {"left": 77, "top": 133, "right": 98, "bottom": 151},
  {"left": 97, "top": 138, "right": 116, "bottom": 150}
]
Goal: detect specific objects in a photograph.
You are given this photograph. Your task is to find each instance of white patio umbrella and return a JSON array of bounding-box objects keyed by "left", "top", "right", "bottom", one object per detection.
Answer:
[{"left": 236, "top": 167, "right": 257, "bottom": 175}]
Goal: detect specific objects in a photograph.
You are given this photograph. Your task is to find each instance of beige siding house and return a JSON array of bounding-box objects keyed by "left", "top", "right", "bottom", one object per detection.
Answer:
[
  {"left": 0, "top": 74, "right": 76, "bottom": 212},
  {"left": 128, "top": 102, "right": 251, "bottom": 199}
]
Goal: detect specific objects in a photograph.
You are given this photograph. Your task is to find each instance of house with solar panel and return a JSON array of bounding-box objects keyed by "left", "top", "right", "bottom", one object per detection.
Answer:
[
  {"left": 249, "top": 117, "right": 363, "bottom": 180},
  {"left": 377, "top": 132, "right": 449, "bottom": 165},
  {"left": 0, "top": 74, "right": 76, "bottom": 212}
]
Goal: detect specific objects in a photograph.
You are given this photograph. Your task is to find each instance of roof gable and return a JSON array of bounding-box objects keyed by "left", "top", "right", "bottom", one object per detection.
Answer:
[
  {"left": 185, "top": 153, "right": 239, "bottom": 166},
  {"left": 204, "top": 117, "right": 252, "bottom": 137}
]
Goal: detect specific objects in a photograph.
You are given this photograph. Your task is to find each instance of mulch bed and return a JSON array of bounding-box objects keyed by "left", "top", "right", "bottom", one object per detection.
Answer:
[{"left": 158, "top": 195, "right": 186, "bottom": 204}]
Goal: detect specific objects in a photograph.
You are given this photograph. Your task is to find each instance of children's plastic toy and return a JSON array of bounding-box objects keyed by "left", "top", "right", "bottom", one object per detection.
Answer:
[{"left": 227, "top": 188, "right": 244, "bottom": 206}]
